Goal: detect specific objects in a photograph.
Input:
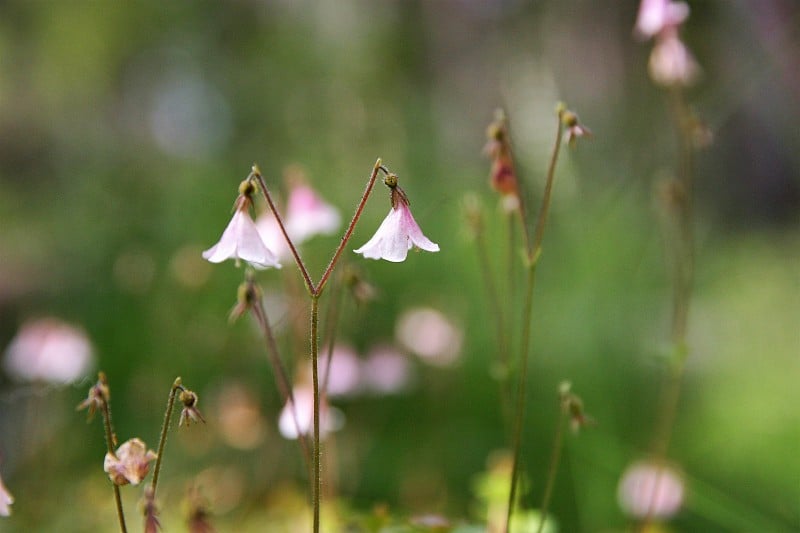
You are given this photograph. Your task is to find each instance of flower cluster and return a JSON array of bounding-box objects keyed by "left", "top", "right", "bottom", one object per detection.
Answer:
[{"left": 634, "top": 0, "right": 699, "bottom": 86}]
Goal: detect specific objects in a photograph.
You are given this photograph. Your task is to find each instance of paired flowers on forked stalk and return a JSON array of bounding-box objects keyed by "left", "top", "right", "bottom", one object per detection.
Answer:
[
  {"left": 203, "top": 159, "right": 439, "bottom": 533},
  {"left": 202, "top": 178, "right": 282, "bottom": 269},
  {"left": 354, "top": 172, "right": 440, "bottom": 262}
]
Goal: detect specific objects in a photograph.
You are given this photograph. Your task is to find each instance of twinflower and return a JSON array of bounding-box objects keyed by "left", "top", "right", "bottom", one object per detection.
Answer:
[
  {"left": 202, "top": 179, "right": 281, "bottom": 269},
  {"left": 354, "top": 173, "right": 439, "bottom": 262}
]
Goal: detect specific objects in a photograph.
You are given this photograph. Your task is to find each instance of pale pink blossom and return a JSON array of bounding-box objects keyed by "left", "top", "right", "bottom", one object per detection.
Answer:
[
  {"left": 254, "top": 212, "right": 292, "bottom": 260},
  {"left": 634, "top": 0, "right": 690, "bottom": 40},
  {"left": 354, "top": 202, "right": 439, "bottom": 262},
  {"left": 104, "top": 438, "right": 158, "bottom": 486},
  {"left": 285, "top": 183, "right": 341, "bottom": 244},
  {"left": 362, "top": 345, "right": 412, "bottom": 394},
  {"left": 312, "top": 344, "right": 362, "bottom": 398},
  {"left": 0, "top": 472, "right": 13, "bottom": 517},
  {"left": 618, "top": 460, "right": 685, "bottom": 519},
  {"left": 648, "top": 29, "right": 700, "bottom": 87},
  {"left": 203, "top": 206, "right": 281, "bottom": 269},
  {"left": 3, "top": 318, "right": 94, "bottom": 384},
  {"left": 396, "top": 307, "right": 462, "bottom": 367},
  {"left": 278, "top": 385, "right": 343, "bottom": 440}
]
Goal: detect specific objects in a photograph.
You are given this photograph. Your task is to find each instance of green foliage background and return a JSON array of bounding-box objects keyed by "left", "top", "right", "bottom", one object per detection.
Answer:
[{"left": 0, "top": 1, "right": 797, "bottom": 531}]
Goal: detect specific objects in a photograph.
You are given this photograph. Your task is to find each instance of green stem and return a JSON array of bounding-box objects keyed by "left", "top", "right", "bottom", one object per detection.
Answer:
[
  {"left": 537, "top": 408, "right": 567, "bottom": 533},
  {"left": 505, "top": 113, "right": 564, "bottom": 533},
  {"left": 150, "top": 378, "right": 181, "bottom": 497},
  {"left": 101, "top": 396, "right": 127, "bottom": 533},
  {"left": 310, "top": 294, "right": 321, "bottom": 533},
  {"left": 641, "top": 86, "right": 695, "bottom": 530}
]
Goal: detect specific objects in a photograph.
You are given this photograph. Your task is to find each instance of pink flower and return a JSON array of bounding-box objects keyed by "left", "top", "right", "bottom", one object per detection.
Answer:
[
  {"left": 617, "top": 460, "right": 684, "bottom": 519},
  {"left": 3, "top": 318, "right": 94, "bottom": 385},
  {"left": 634, "top": 0, "right": 690, "bottom": 40},
  {"left": 103, "top": 438, "right": 158, "bottom": 486},
  {"left": 285, "top": 183, "right": 341, "bottom": 244},
  {"left": 354, "top": 202, "right": 439, "bottom": 263},
  {"left": 0, "top": 473, "right": 13, "bottom": 517},
  {"left": 648, "top": 29, "right": 700, "bottom": 87},
  {"left": 203, "top": 204, "right": 281, "bottom": 269}
]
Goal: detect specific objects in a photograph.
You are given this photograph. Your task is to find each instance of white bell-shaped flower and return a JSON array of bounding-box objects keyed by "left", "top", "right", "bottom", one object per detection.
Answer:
[
  {"left": 203, "top": 202, "right": 282, "bottom": 269},
  {"left": 354, "top": 199, "right": 439, "bottom": 263}
]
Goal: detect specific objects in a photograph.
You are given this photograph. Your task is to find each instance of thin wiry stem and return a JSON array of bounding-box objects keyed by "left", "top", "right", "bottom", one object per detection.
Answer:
[
  {"left": 321, "top": 274, "right": 345, "bottom": 396},
  {"left": 537, "top": 408, "right": 567, "bottom": 533},
  {"left": 251, "top": 301, "right": 312, "bottom": 472},
  {"left": 315, "top": 158, "right": 383, "bottom": 295},
  {"left": 100, "top": 394, "right": 127, "bottom": 533},
  {"left": 310, "top": 295, "right": 322, "bottom": 533},
  {"left": 506, "top": 113, "right": 564, "bottom": 533},
  {"left": 641, "top": 86, "right": 695, "bottom": 530},
  {"left": 251, "top": 168, "right": 315, "bottom": 294},
  {"left": 150, "top": 378, "right": 181, "bottom": 497}
]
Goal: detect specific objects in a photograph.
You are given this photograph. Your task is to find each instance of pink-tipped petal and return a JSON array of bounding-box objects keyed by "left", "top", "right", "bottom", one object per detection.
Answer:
[
  {"left": 354, "top": 204, "right": 438, "bottom": 263},
  {"left": 401, "top": 205, "right": 440, "bottom": 253},
  {"left": 203, "top": 209, "right": 281, "bottom": 269}
]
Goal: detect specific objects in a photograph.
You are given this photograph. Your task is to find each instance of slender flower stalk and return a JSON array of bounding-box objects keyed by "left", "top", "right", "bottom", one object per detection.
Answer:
[
  {"left": 506, "top": 108, "right": 569, "bottom": 533},
  {"left": 150, "top": 378, "right": 182, "bottom": 497},
  {"left": 537, "top": 408, "right": 565, "bottom": 533},
  {"left": 250, "top": 292, "right": 312, "bottom": 471},
  {"left": 310, "top": 294, "right": 321, "bottom": 533},
  {"left": 92, "top": 373, "right": 128, "bottom": 533},
  {"left": 640, "top": 86, "right": 697, "bottom": 531}
]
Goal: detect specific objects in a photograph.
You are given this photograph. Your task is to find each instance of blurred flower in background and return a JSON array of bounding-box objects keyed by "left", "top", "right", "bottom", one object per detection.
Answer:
[
  {"left": 396, "top": 307, "right": 463, "bottom": 367},
  {"left": 214, "top": 383, "right": 267, "bottom": 450},
  {"left": 361, "top": 345, "right": 412, "bottom": 395},
  {"left": 283, "top": 166, "right": 341, "bottom": 244},
  {"left": 617, "top": 460, "right": 685, "bottom": 519},
  {"left": 3, "top": 318, "right": 94, "bottom": 385},
  {"left": 314, "top": 343, "right": 362, "bottom": 398},
  {"left": 278, "top": 384, "right": 344, "bottom": 440}
]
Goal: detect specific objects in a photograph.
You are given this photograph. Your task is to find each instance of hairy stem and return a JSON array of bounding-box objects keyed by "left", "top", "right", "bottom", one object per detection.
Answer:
[
  {"left": 310, "top": 294, "right": 321, "bottom": 533},
  {"left": 316, "top": 158, "right": 383, "bottom": 295},
  {"left": 150, "top": 379, "right": 181, "bottom": 497},
  {"left": 251, "top": 300, "right": 312, "bottom": 473},
  {"left": 506, "top": 113, "right": 564, "bottom": 533},
  {"left": 251, "top": 168, "right": 315, "bottom": 294},
  {"left": 101, "top": 396, "right": 127, "bottom": 533}
]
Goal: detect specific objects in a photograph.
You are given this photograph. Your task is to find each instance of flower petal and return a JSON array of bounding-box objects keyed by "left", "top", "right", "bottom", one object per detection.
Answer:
[
  {"left": 233, "top": 211, "right": 282, "bottom": 269},
  {"left": 400, "top": 204, "right": 440, "bottom": 253}
]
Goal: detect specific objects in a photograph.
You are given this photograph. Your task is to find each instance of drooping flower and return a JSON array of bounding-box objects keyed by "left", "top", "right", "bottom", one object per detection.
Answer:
[
  {"left": 617, "top": 460, "right": 685, "bottom": 519},
  {"left": 354, "top": 174, "right": 439, "bottom": 262},
  {"left": 0, "top": 472, "right": 13, "bottom": 517},
  {"left": 202, "top": 180, "right": 281, "bottom": 269},
  {"left": 561, "top": 109, "right": 592, "bottom": 147},
  {"left": 3, "top": 318, "right": 94, "bottom": 385},
  {"left": 179, "top": 389, "right": 206, "bottom": 427},
  {"left": 104, "top": 438, "right": 158, "bottom": 486},
  {"left": 634, "top": 0, "right": 689, "bottom": 40}
]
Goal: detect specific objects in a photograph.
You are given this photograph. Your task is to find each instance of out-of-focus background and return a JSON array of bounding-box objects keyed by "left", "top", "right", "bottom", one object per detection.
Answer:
[{"left": 0, "top": 1, "right": 798, "bottom": 531}]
